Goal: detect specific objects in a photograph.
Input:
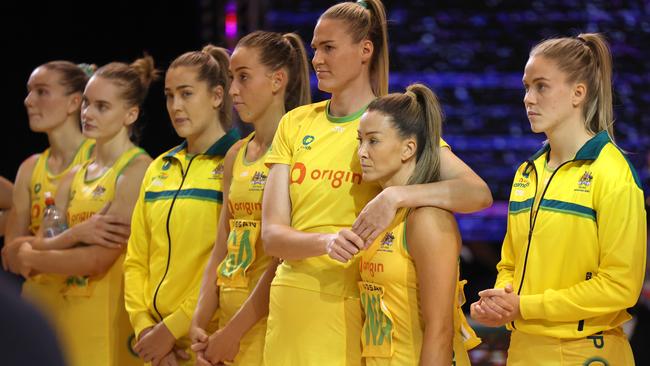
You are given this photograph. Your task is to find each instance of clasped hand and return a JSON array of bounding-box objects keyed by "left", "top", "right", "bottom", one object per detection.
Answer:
[{"left": 470, "top": 283, "right": 521, "bottom": 327}]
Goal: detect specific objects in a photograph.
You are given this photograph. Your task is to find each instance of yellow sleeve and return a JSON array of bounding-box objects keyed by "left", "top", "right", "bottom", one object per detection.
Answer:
[
  {"left": 123, "top": 166, "right": 156, "bottom": 338},
  {"left": 162, "top": 297, "right": 195, "bottom": 339},
  {"left": 519, "top": 183, "right": 647, "bottom": 321},
  {"left": 495, "top": 218, "right": 516, "bottom": 290},
  {"left": 163, "top": 201, "right": 223, "bottom": 339},
  {"left": 495, "top": 173, "right": 518, "bottom": 290},
  {"left": 265, "top": 111, "right": 295, "bottom": 167}
]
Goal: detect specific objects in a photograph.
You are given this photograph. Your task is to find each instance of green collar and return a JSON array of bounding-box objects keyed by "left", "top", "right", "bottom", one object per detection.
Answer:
[
  {"left": 164, "top": 128, "right": 241, "bottom": 160},
  {"left": 527, "top": 130, "right": 611, "bottom": 162},
  {"left": 325, "top": 100, "right": 370, "bottom": 123}
]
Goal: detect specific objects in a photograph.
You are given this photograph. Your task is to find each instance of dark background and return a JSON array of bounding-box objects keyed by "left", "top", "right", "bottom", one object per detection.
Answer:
[
  {"left": 1, "top": 0, "right": 208, "bottom": 180},
  {"left": 1, "top": 1, "right": 648, "bottom": 364}
]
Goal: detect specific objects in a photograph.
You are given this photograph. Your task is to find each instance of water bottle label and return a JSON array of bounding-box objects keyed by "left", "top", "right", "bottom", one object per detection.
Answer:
[
  {"left": 44, "top": 228, "right": 56, "bottom": 238},
  {"left": 44, "top": 224, "right": 68, "bottom": 238}
]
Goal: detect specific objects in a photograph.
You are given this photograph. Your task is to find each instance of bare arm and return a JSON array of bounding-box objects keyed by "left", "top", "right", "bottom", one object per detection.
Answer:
[
  {"left": 353, "top": 147, "right": 493, "bottom": 243},
  {"left": 402, "top": 147, "right": 492, "bottom": 213},
  {"left": 19, "top": 244, "right": 122, "bottom": 277},
  {"left": 407, "top": 207, "right": 460, "bottom": 366},
  {"left": 31, "top": 164, "right": 130, "bottom": 251},
  {"left": 0, "top": 176, "right": 14, "bottom": 237},
  {"left": 2, "top": 156, "right": 39, "bottom": 271},
  {"left": 192, "top": 141, "right": 241, "bottom": 334},
  {"left": 0, "top": 177, "right": 14, "bottom": 211},
  {"left": 201, "top": 257, "right": 281, "bottom": 365},
  {"left": 20, "top": 155, "right": 151, "bottom": 277},
  {"left": 0, "top": 176, "right": 13, "bottom": 209},
  {"left": 4, "top": 155, "right": 38, "bottom": 244},
  {"left": 220, "top": 258, "right": 280, "bottom": 337},
  {"left": 261, "top": 164, "right": 334, "bottom": 260}
]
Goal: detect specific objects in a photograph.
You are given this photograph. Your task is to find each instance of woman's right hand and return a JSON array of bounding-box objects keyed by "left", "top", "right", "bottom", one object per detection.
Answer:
[
  {"left": 189, "top": 325, "right": 210, "bottom": 355},
  {"left": 69, "top": 213, "right": 131, "bottom": 249},
  {"left": 203, "top": 327, "right": 241, "bottom": 365},
  {"left": 134, "top": 322, "right": 176, "bottom": 365},
  {"left": 325, "top": 229, "right": 365, "bottom": 263}
]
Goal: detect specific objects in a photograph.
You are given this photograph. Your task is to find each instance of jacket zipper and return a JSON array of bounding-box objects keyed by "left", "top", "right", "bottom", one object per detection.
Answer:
[
  {"left": 511, "top": 159, "right": 571, "bottom": 329},
  {"left": 152, "top": 156, "right": 197, "bottom": 321}
]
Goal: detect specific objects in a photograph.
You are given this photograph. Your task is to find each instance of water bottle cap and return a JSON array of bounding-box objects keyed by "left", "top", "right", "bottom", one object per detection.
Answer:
[{"left": 44, "top": 192, "right": 55, "bottom": 206}]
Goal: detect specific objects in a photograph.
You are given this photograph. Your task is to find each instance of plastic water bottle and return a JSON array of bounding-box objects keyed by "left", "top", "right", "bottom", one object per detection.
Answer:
[{"left": 42, "top": 192, "right": 68, "bottom": 237}]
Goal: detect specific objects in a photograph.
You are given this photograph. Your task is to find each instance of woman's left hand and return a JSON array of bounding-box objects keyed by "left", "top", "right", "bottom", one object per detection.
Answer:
[
  {"left": 155, "top": 348, "right": 189, "bottom": 366},
  {"left": 204, "top": 326, "right": 240, "bottom": 365},
  {"left": 134, "top": 322, "right": 176, "bottom": 365},
  {"left": 1, "top": 237, "right": 35, "bottom": 274},
  {"left": 473, "top": 284, "right": 520, "bottom": 325},
  {"left": 352, "top": 186, "right": 400, "bottom": 246}
]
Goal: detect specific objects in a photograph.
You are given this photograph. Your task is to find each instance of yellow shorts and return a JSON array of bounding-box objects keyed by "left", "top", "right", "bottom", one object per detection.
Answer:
[
  {"left": 264, "top": 285, "right": 363, "bottom": 366},
  {"left": 218, "top": 288, "right": 267, "bottom": 365},
  {"left": 507, "top": 328, "right": 634, "bottom": 366}
]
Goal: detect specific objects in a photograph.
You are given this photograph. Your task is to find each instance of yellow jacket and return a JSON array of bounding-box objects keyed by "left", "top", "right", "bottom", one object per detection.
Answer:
[
  {"left": 124, "top": 130, "right": 239, "bottom": 340},
  {"left": 496, "top": 131, "right": 647, "bottom": 338}
]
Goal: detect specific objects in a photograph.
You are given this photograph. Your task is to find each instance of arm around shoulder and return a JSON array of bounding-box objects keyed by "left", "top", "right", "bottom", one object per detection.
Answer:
[{"left": 394, "top": 147, "right": 492, "bottom": 214}]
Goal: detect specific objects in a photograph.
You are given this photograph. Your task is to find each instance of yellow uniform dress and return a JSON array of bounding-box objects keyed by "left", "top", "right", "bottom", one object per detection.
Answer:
[
  {"left": 28, "top": 139, "right": 95, "bottom": 233},
  {"left": 59, "top": 146, "right": 145, "bottom": 366},
  {"left": 359, "top": 209, "right": 479, "bottom": 366},
  {"left": 264, "top": 101, "right": 450, "bottom": 365},
  {"left": 124, "top": 130, "right": 239, "bottom": 365},
  {"left": 216, "top": 132, "right": 273, "bottom": 365},
  {"left": 496, "top": 131, "right": 646, "bottom": 365},
  {"left": 21, "top": 139, "right": 95, "bottom": 327}
]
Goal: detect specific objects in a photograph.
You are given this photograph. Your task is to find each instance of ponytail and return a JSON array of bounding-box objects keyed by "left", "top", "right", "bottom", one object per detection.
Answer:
[
  {"left": 578, "top": 33, "right": 614, "bottom": 139},
  {"left": 365, "top": 0, "right": 389, "bottom": 96},
  {"left": 202, "top": 45, "right": 233, "bottom": 129},
  {"left": 406, "top": 84, "right": 442, "bottom": 185},
  {"left": 130, "top": 55, "right": 159, "bottom": 93},
  {"left": 282, "top": 33, "right": 312, "bottom": 110}
]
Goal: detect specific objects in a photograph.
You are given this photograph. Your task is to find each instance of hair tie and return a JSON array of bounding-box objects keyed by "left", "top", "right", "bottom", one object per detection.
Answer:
[
  {"left": 77, "top": 63, "right": 96, "bottom": 77},
  {"left": 405, "top": 90, "right": 416, "bottom": 99},
  {"left": 356, "top": 0, "right": 368, "bottom": 9},
  {"left": 576, "top": 36, "right": 588, "bottom": 45}
]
